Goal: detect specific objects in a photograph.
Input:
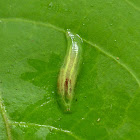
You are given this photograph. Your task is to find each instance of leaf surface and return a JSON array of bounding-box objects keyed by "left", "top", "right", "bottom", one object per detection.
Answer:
[{"left": 0, "top": 0, "right": 140, "bottom": 139}]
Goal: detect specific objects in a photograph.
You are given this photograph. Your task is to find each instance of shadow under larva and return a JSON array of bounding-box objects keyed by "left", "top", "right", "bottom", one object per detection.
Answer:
[{"left": 57, "top": 29, "right": 83, "bottom": 112}]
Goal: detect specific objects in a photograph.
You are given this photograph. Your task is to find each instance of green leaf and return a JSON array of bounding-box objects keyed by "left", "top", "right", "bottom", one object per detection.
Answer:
[{"left": 0, "top": 0, "right": 140, "bottom": 139}]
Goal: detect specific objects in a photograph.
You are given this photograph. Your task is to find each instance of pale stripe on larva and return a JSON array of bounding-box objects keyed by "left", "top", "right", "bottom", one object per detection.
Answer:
[{"left": 57, "top": 29, "right": 83, "bottom": 112}]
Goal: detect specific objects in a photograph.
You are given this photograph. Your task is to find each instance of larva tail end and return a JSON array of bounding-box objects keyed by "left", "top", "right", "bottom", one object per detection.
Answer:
[
  {"left": 65, "top": 106, "right": 71, "bottom": 113},
  {"left": 56, "top": 94, "right": 72, "bottom": 113}
]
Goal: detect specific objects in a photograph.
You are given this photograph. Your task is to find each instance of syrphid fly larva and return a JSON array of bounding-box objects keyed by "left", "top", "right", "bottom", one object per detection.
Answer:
[{"left": 57, "top": 29, "right": 83, "bottom": 112}]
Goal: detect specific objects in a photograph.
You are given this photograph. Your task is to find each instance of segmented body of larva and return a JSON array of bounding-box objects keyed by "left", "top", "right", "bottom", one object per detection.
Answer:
[{"left": 57, "top": 29, "right": 83, "bottom": 111}]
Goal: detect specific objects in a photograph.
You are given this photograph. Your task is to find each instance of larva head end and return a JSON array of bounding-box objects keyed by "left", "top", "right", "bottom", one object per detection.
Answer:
[{"left": 66, "top": 29, "right": 74, "bottom": 40}]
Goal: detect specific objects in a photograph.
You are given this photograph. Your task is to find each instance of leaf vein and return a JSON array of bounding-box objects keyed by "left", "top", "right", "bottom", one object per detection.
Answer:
[
  {"left": 124, "top": 0, "right": 140, "bottom": 12},
  {"left": 11, "top": 121, "right": 81, "bottom": 140},
  {"left": 1, "top": 17, "right": 139, "bottom": 85},
  {"left": 0, "top": 95, "right": 12, "bottom": 140}
]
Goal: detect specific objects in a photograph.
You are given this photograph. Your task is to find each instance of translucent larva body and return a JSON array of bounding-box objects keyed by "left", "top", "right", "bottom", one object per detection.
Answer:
[{"left": 57, "top": 29, "right": 83, "bottom": 111}]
